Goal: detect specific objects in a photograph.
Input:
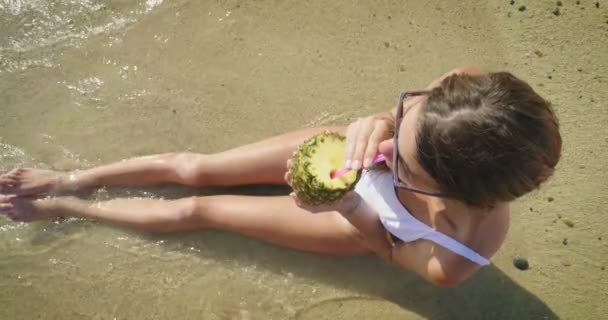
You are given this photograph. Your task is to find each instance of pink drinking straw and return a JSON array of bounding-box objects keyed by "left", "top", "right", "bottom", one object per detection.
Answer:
[{"left": 331, "top": 154, "right": 386, "bottom": 179}]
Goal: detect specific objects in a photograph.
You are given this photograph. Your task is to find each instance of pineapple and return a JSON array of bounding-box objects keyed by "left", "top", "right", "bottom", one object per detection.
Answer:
[{"left": 289, "top": 131, "right": 361, "bottom": 205}]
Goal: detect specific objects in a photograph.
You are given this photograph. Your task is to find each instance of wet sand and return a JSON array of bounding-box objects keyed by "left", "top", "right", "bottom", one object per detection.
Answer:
[{"left": 1, "top": 0, "right": 606, "bottom": 319}]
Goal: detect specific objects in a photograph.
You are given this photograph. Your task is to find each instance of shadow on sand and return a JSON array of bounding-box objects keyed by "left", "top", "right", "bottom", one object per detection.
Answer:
[{"left": 27, "top": 184, "right": 558, "bottom": 320}]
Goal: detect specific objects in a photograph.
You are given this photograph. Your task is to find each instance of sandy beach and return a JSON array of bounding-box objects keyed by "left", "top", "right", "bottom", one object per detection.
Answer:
[{"left": 1, "top": 0, "right": 606, "bottom": 319}]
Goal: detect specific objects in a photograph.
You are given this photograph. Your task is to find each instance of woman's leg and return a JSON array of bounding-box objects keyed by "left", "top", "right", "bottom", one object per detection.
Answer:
[
  {"left": 0, "top": 194, "right": 369, "bottom": 255},
  {"left": 0, "top": 126, "right": 345, "bottom": 195}
]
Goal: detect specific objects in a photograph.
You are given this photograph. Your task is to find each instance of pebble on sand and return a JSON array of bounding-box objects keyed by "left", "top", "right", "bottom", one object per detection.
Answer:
[
  {"left": 556, "top": 1, "right": 562, "bottom": 6},
  {"left": 547, "top": 196, "right": 554, "bottom": 202},
  {"left": 552, "top": 8, "right": 560, "bottom": 16},
  {"left": 561, "top": 218, "right": 575, "bottom": 228},
  {"left": 562, "top": 238, "right": 568, "bottom": 245},
  {"left": 513, "top": 257, "right": 529, "bottom": 270},
  {"left": 518, "top": 5, "right": 527, "bottom": 12}
]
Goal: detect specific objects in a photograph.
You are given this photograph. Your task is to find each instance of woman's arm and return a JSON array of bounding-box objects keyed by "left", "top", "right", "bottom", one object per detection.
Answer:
[
  {"left": 389, "top": 239, "right": 481, "bottom": 287},
  {"left": 335, "top": 192, "right": 481, "bottom": 287},
  {"left": 288, "top": 190, "right": 395, "bottom": 262},
  {"left": 345, "top": 65, "right": 487, "bottom": 171},
  {"left": 333, "top": 192, "right": 394, "bottom": 262}
]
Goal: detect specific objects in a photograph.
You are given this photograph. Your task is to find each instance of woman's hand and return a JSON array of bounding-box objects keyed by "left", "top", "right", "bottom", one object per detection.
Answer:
[
  {"left": 284, "top": 158, "right": 360, "bottom": 214},
  {"left": 290, "top": 188, "right": 360, "bottom": 214},
  {"left": 344, "top": 112, "right": 394, "bottom": 171}
]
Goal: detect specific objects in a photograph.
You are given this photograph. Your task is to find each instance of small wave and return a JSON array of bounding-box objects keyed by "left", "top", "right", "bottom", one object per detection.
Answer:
[
  {"left": 145, "top": 0, "right": 163, "bottom": 13},
  {"left": 0, "top": 134, "right": 91, "bottom": 171},
  {"left": 60, "top": 76, "right": 105, "bottom": 96},
  {"left": 0, "top": 140, "right": 30, "bottom": 170},
  {"left": 0, "top": 56, "right": 55, "bottom": 73},
  {"left": 0, "top": 14, "right": 136, "bottom": 53},
  {"left": 0, "top": 0, "right": 165, "bottom": 73},
  {"left": 0, "top": 0, "right": 105, "bottom": 16}
]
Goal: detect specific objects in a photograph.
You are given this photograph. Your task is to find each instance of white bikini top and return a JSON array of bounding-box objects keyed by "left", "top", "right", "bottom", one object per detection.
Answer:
[{"left": 354, "top": 170, "right": 491, "bottom": 266}]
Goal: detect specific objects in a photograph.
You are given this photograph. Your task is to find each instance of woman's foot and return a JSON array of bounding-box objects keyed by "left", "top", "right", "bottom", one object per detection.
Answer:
[
  {"left": 0, "top": 194, "right": 59, "bottom": 222},
  {"left": 0, "top": 168, "right": 73, "bottom": 196}
]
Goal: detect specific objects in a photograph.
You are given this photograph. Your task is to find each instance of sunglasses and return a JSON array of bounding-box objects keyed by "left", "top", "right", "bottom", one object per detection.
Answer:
[{"left": 392, "top": 91, "right": 447, "bottom": 198}]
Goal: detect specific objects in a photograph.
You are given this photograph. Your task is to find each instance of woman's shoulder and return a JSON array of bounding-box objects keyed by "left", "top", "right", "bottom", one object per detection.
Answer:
[
  {"left": 468, "top": 202, "right": 510, "bottom": 260},
  {"left": 431, "top": 199, "right": 510, "bottom": 261}
]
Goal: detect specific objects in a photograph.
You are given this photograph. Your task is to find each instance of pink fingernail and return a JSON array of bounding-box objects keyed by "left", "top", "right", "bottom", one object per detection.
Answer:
[
  {"left": 351, "top": 160, "right": 360, "bottom": 170},
  {"left": 363, "top": 158, "right": 372, "bottom": 168},
  {"left": 345, "top": 160, "right": 352, "bottom": 168}
]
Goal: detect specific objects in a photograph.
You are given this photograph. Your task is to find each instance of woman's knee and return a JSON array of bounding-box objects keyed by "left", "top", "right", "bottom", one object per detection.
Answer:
[
  {"left": 174, "top": 196, "right": 207, "bottom": 223},
  {"left": 148, "top": 197, "right": 206, "bottom": 233},
  {"left": 165, "top": 152, "right": 208, "bottom": 186}
]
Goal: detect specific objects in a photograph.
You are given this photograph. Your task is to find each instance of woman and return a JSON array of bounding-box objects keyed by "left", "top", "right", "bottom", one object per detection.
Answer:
[{"left": 0, "top": 65, "right": 562, "bottom": 287}]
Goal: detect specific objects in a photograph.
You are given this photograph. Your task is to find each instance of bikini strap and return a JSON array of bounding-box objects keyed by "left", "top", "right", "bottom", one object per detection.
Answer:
[{"left": 422, "top": 231, "right": 491, "bottom": 266}]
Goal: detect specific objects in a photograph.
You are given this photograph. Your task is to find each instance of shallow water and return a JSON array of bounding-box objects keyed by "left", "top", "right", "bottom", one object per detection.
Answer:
[{"left": 1, "top": 0, "right": 606, "bottom": 319}]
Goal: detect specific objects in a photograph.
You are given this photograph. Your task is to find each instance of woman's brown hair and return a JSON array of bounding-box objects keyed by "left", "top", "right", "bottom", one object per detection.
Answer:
[{"left": 417, "top": 72, "right": 562, "bottom": 208}]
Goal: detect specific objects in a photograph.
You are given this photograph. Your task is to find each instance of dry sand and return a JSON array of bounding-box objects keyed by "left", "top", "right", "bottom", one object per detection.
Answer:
[{"left": 0, "top": 0, "right": 606, "bottom": 319}]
